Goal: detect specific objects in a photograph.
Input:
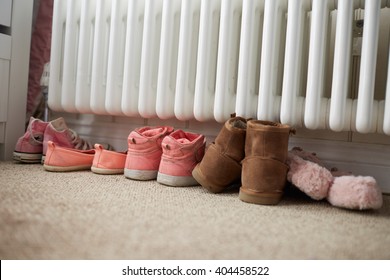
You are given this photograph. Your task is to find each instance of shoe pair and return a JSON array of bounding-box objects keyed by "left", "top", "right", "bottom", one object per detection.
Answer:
[
  {"left": 124, "top": 126, "right": 206, "bottom": 187},
  {"left": 192, "top": 116, "right": 292, "bottom": 205},
  {"left": 43, "top": 141, "right": 126, "bottom": 174},
  {"left": 14, "top": 117, "right": 97, "bottom": 163},
  {"left": 43, "top": 125, "right": 206, "bottom": 186}
]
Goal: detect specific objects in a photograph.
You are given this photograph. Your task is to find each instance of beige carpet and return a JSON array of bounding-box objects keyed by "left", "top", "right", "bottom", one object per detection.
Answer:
[{"left": 1, "top": 161, "right": 389, "bottom": 260}]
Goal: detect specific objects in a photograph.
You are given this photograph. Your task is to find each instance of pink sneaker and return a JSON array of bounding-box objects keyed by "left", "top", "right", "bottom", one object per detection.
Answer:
[
  {"left": 91, "top": 144, "right": 127, "bottom": 175},
  {"left": 13, "top": 117, "right": 48, "bottom": 163},
  {"left": 42, "top": 117, "right": 95, "bottom": 162},
  {"left": 43, "top": 141, "right": 95, "bottom": 172},
  {"left": 157, "top": 130, "right": 206, "bottom": 187},
  {"left": 124, "top": 126, "right": 174, "bottom": 180}
]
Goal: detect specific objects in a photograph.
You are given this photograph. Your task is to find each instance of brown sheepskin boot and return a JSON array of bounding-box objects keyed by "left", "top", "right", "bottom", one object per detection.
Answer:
[
  {"left": 239, "top": 120, "right": 291, "bottom": 205},
  {"left": 192, "top": 116, "right": 247, "bottom": 193}
]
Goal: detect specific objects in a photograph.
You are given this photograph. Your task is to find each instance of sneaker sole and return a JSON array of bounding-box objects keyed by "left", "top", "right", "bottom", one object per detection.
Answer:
[
  {"left": 124, "top": 168, "right": 157, "bottom": 180},
  {"left": 91, "top": 166, "right": 124, "bottom": 175},
  {"left": 157, "top": 172, "right": 199, "bottom": 187},
  {"left": 239, "top": 187, "right": 282, "bottom": 205},
  {"left": 43, "top": 164, "right": 92, "bottom": 172},
  {"left": 192, "top": 165, "right": 227, "bottom": 193},
  {"left": 13, "top": 151, "right": 42, "bottom": 163}
]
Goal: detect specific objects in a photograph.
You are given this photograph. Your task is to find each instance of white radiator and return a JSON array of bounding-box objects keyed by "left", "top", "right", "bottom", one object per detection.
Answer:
[{"left": 48, "top": 0, "right": 390, "bottom": 134}]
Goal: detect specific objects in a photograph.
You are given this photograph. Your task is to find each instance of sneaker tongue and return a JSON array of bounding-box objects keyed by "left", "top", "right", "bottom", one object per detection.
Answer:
[
  {"left": 172, "top": 130, "right": 200, "bottom": 144},
  {"left": 51, "top": 117, "right": 69, "bottom": 131},
  {"left": 177, "top": 138, "right": 191, "bottom": 144},
  {"left": 142, "top": 128, "right": 164, "bottom": 137}
]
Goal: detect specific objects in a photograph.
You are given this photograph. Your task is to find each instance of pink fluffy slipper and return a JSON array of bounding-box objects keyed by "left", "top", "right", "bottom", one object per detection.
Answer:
[
  {"left": 287, "top": 153, "right": 333, "bottom": 200},
  {"left": 286, "top": 147, "right": 383, "bottom": 210},
  {"left": 328, "top": 175, "right": 383, "bottom": 210}
]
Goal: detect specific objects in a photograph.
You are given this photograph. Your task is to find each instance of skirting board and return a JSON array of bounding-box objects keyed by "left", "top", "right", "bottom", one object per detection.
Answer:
[{"left": 50, "top": 112, "right": 390, "bottom": 194}]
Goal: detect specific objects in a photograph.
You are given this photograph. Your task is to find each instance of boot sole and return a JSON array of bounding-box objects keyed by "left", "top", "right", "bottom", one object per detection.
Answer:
[
  {"left": 239, "top": 187, "right": 282, "bottom": 205},
  {"left": 192, "top": 165, "right": 226, "bottom": 193}
]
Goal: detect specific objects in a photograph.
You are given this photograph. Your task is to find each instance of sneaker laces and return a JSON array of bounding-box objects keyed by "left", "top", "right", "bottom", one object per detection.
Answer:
[{"left": 69, "top": 129, "right": 93, "bottom": 150}]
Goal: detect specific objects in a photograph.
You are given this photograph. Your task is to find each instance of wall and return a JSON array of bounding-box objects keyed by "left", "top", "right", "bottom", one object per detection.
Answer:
[{"left": 0, "top": 0, "right": 33, "bottom": 160}]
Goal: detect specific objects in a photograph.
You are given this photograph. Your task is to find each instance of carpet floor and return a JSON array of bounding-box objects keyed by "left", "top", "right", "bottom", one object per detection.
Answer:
[{"left": 1, "top": 161, "right": 389, "bottom": 260}]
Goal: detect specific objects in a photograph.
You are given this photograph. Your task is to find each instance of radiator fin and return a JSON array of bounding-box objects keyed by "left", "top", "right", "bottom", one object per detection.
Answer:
[{"left": 49, "top": 0, "right": 390, "bottom": 135}]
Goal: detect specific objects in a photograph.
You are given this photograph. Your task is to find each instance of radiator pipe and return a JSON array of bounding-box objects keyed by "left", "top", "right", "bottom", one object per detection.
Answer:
[
  {"left": 235, "top": 0, "right": 265, "bottom": 119},
  {"left": 304, "top": 0, "right": 333, "bottom": 130},
  {"left": 48, "top": 0, "right": 66, "bottom": 112},
  {"left": 257, "top": 0, "right": 287, "bottom": 122},
  {"left": 382, "top": 26, "right": 390, "bottom": 135},
  {"left": 156, "top": 0, "right": 182, "bottom": 119},
  {"left": 280, "top": 0, "right": 310, "bottom": 126},
  {"left": 138, "top": 0, "right": 163, "bottom": 118},
  {"left": 214, "top": 0, "right": 243, "bottom": 123},
  {"left": 174, "top": 0, "right": 201, "bottom": 121},
  {"left": 75, "top": 0, "right": 96, "bottom": 113},
  {"left": 329, "top": 0, "right": 354, "bottom": 131},
  {"left": 122, "top": 0, "right": 145, "bottom": 117},
  {"left": 61, "top": 0, "right": 80, "bottom": 113},
  {"left": 106, "top": 0, "right": 128, "bottom": 116},
  {"left": 355, "top": 0, "right": 381, "bottom": 133},
  {"left": 193, "top": 0, "right": 221, "bottom": 121},
  {"left": 90, "top": 0, "right": 111, "bottom": 115}
]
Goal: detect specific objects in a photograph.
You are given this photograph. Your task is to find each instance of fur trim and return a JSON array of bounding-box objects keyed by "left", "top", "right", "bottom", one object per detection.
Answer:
[
  {"left": 287, "top": 153, "right": 333, "bottom": 200},
  {"left": 328, "top": 176, "right": 383, "bottom": 210}
]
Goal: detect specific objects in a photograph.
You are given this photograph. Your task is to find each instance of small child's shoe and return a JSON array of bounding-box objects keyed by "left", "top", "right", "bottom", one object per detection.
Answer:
[
  {"left": 91, "top": 144, "right": 126, "bottom": 175},
  {"left": 192, "top": 116, "right": 247, "bottom": 193},
  {"left": 43, "top": 141, "right": 95, "bottom": 172},
  {"left": 157, "top": 130, "right": 205, "bottom": 187},
  {"left": 13, "top": 117, "right": 48, "bottom": 163},
  {"left": 42, "top": 117, "right": 96, "bottom": 162},
  {"left": 124, "top": 126, "right": 174, "bottom": 180},
  {"left": 286, "top": 152, "right": 333, "bottom": 200},
  {"left": 328, "top": 175, "right": 383, "bottom": 210}
]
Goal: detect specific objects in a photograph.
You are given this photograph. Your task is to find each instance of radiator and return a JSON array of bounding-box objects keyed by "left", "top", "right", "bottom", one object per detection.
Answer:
[{"left": 48, "top": 0, "right": 390, "bottom": 134}]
